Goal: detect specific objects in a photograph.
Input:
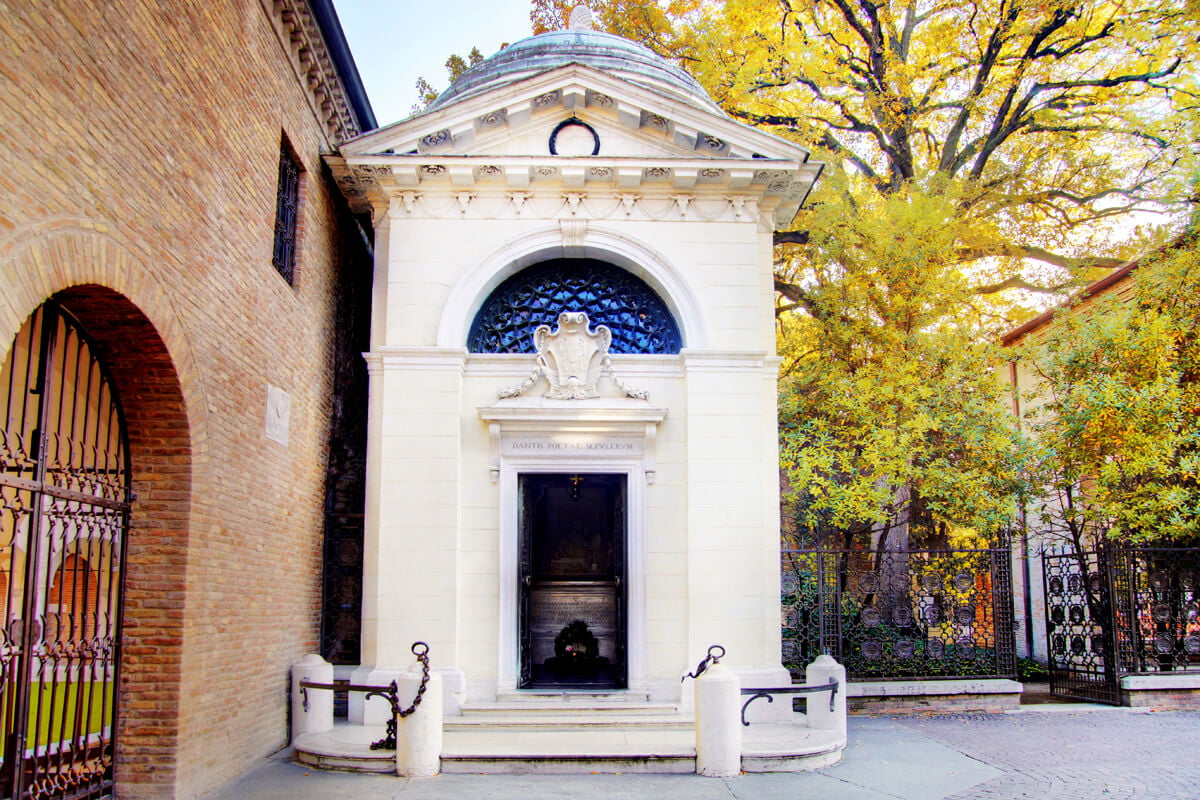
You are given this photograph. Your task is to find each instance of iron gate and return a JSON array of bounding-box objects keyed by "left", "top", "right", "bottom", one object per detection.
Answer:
[
  {"left": 1042, "top": 547, "right": 1120, "bottom": 703},
  {"left": 0, "top": 303, "right": 131, "bottom": 799},
  {"left": 1043, "top": 545, "right": 1200, "bottom": 704}
]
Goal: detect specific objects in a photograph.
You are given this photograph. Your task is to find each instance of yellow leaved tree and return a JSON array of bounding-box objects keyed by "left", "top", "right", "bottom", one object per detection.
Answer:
[{"left": 543, "top": 0, "right": 1199, "bottom": 549}]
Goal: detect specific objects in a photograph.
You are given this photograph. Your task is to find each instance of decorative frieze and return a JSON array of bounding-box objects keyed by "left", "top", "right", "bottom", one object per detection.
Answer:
[
  {"left": 326, "top": 156, "right": 806, "bottom": 223},
  {"left": 380, "top": 191, "right": 761, "bottom": 222}
]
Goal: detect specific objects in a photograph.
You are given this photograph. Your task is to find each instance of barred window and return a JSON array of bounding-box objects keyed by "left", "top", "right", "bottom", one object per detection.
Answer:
[
  {"left": 272, "top": 136, "right": 302, "bottom": 285},
  {"left": 468, "top": 259, "right": 682, "bottom": 354}
]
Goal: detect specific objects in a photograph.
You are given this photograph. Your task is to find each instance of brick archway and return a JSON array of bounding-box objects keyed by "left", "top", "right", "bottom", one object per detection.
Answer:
[
  {"left": 0, "top": 226, "right": 206, "bottom": 798},
  {"left": 51, "top": 285, "right": 192, "bottom": 794}
]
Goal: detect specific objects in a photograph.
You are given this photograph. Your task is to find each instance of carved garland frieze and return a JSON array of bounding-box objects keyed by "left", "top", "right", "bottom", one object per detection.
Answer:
[{"left": 384, "top": 191, "right": 765, "bottom": 224}]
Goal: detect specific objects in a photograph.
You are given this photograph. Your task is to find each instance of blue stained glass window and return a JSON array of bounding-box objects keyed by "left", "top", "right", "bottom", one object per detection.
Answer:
[{"left": 468, "top": 260, "right": 682, "bottom": 354}]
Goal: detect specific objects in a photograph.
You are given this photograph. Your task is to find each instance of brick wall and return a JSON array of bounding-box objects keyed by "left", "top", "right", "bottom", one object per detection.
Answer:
[
  {"left": 0, "top": 1, "right": 369, "bottom": 797},
  {"left": 1122, "top": 689, "right": 1200, "bottom": 710}
]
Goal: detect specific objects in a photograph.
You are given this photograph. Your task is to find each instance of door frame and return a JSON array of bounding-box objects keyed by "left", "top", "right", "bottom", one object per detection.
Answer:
[{"left": 497, "top": 457, "right": 646, "bottom": 694}]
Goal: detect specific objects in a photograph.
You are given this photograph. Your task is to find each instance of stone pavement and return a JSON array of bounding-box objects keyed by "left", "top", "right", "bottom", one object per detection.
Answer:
[{"left": 204, "top": 708, "right": 1200, "bottom": 800}]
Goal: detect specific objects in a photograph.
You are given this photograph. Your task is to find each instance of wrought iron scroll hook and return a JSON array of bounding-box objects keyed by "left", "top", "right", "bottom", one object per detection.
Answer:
[{"left": 682, "top": 644, "right": 725, "bottom": 682}]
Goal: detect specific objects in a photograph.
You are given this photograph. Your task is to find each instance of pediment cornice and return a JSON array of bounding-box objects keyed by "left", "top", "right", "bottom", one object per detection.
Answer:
[
  {"left": 330, "top": 64, "right": 822, "bottom": 227},
  {"left": 343, "top": 65, "right": 813, "bottom": 164}
]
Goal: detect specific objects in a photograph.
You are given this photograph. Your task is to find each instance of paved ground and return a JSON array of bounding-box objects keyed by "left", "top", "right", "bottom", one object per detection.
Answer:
[{"left": 204, "top": 707, "right": 1200, "bottom": 800}]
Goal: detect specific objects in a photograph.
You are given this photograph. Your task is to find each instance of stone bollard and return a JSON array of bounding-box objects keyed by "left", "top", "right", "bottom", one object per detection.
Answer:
[
  {"left": 805, "top": 654, "right": 847, "bottom": 740},
  {"left": 291, "top": 654, "right": 333, "bottom": 742},
  {"left": 395, "top": 666, "right": 443, "bottom": 777},
  {"left": 694, "top": 660, "right": 742, "bottom": 777}
]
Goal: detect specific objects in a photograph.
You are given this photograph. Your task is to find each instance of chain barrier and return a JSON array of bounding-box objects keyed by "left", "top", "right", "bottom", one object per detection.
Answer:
[{"left": 368, "top": 641, "right": 431, "bottom": 751}]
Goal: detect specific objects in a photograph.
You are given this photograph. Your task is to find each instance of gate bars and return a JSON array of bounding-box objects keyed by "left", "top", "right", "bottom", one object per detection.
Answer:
[
  {"left": 1043, "top": 544, "right": 1200, "bottom": 704},
  {"left": 0, "top": 303, "right": 131, "bottom": 800},
  {"left": 781, "top": 544, "right": 1017, "bottom": 681}
]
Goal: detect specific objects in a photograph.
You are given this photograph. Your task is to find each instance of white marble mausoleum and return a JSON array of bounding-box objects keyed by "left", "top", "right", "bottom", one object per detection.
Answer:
[{"left": 326, "top": 11, "right": 823, "bottom": 719}]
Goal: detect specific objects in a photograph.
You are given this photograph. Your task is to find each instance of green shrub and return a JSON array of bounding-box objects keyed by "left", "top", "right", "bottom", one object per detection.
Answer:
[{"left": 1017, "top": 656, "right": 1049, "bottom": 682}]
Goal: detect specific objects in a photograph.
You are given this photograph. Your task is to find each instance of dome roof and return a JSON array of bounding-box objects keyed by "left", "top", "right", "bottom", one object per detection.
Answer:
[{"left": 429, "top": 28, "right": 722, "bottom": 113}]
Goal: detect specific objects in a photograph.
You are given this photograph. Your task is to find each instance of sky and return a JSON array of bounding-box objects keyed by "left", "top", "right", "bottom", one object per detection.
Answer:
[{"left": 332, "top": 0, "right": 537, "bottom": 126}]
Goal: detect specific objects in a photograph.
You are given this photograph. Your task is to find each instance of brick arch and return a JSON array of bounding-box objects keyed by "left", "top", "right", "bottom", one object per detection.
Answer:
[{"left": 0, "top": 224, "right": 208, "bottom": 798}]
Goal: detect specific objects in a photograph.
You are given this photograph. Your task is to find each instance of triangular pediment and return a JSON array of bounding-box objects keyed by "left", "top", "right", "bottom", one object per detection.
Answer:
[
  {"left": 329, "top": 64, "right": 823, "bottom": 226},
  {"left": 342, "top": 65, "right": 809, "bottom": 163}
]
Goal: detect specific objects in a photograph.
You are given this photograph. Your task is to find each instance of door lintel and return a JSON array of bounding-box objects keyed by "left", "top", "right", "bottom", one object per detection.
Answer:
[{"left": 479, "top": 401, "right": 667, "bottom": 483}]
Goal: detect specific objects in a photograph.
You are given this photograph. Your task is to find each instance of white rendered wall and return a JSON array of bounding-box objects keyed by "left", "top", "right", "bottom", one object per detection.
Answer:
[{"left": 359, "top": 194, "right": 785, "bottom": 703}]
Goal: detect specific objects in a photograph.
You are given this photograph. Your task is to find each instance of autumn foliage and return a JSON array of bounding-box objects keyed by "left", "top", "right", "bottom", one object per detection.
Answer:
[{"left": 566, "top": 0, "right": 1198, "bottom": 546}]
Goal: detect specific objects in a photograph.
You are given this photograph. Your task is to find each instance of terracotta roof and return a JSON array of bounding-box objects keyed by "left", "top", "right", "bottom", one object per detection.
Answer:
[{"left": 1000, "top": 260, "right": 1139, "bottom": 346}]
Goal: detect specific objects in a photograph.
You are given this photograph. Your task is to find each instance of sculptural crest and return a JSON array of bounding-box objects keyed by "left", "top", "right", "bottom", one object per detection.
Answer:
[{"left": 498, "top": 311, "right": 648, "bottom": 400}]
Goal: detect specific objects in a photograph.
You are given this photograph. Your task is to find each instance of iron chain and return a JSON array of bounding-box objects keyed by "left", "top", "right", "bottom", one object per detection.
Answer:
[{"left": 368, "top": 641, "right": 431, "bottom": 750}]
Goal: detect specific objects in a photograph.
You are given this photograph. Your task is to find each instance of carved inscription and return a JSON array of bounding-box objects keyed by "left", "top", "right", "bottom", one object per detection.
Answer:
[{"left": 505, "top": 437, "right": 640, "bottom": 456}]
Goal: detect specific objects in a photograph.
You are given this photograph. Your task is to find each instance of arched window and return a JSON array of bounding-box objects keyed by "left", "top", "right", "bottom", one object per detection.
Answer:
[{"left": 468, "top": 259, "right": 682, "bottom": 354}]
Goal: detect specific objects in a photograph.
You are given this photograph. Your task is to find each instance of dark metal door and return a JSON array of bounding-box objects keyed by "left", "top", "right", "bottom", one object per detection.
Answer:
[
  {"left": 1042, "top": 547, "right": 1120, "bottom": 704},
  {"left": 0, "top": 303, "right": 131, "bottom": 799},
  {"left": 518, "top": 474, "right": 626, "bottom": 689}
]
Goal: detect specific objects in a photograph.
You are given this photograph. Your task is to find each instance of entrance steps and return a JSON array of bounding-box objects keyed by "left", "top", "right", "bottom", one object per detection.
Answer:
[{"left": 294, "top": 695, "right": 844, "bottom": 774}]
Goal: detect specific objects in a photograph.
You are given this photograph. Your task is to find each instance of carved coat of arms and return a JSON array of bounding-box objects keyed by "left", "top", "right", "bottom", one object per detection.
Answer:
[{"left": 498, "top": 311, "right": 648, "bottom": 400}]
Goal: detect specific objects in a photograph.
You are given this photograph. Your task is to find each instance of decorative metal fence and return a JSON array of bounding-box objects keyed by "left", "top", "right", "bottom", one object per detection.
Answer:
[
  {"left": 1044, "top": 544, "right": 1200, "bottom": 703},
  {"left": 1114, "top": 547, "right": 1200, "bottom": 673},
  {"left": 781, "top": 546, "right": 1017, "bottom": 681}
]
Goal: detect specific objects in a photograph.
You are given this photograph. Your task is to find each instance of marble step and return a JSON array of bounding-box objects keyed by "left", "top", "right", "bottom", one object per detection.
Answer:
[
  {"left": 294, "top": 715, "right": 846, "bottom": 775},
  {"left": 494, "top": 689, "right": 652, "bottom": 703},
  {"left": 460, "top": 701, "right": 678, "bottom": 719},
  {"left": 448, "top": 712, "right": 692, "bottom": 730}
]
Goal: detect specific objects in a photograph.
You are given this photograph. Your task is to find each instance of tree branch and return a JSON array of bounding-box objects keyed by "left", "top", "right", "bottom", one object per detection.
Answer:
[
  {"left": 958, "top": 244, "right": 1126, "bottom": 273},
  {"left": 774, "top": 231, "right": 811, "bottom": 246}
]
